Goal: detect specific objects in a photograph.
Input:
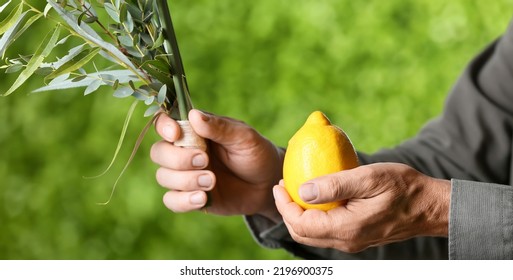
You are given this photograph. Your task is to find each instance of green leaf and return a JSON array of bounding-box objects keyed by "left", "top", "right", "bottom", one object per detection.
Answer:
[
  {"left": 35, "top": 67, "right": 54, "bottom": 76},
  {"left": 118, "top": 35, "right": 133, "bottom": 47},
  {"left": 46, "top": 47, "right": 101, "bottom": 80},
  {"left": 48, "top": 1, "right": 139, "bottom": 74},
  {"left": 113, "top": 86, "right": 133, "bottom": 98},
  {"left": 104, "top": 2, "right": 120, "bottom": 23},
  {"left": 84, "top": 79, "right": 102, "bottom": 95},
  {"left": 0, "top": 2, "right": 21, "bottom": 35},
  {"left": 0, "top": 0, "right": 12, "bottom": 14},
  {"left": 0, "top": 10, "right": 28, "bottom": 58},
  {"left": 43, "top": 3, "right": 53, "bottom": 17},
  {"left": 83, "top": 99, "right": 138, "bottom": 180},
  {"left": 150, "top": 32, "right": 165, "bottom": 50},
  {"left": 52, "top": 44, "right": 88, "bottom": 69},
  {"left": 144, "top": 95, "right": 155, "bottom": 105},
  {"left": 2, "top": 25, "right": 61, "bottom": 96},
  {"left": 5, "top": 64, "right": 23, "bottom": 73},
  {"left": 125, "top": 10, "right": 134, "bottom": 33},
  {"left": 140, "top": 60, "right": 173, "bottom": 86},
  {"left": 157, "top": 84, "right": 167, "bottom": 104},
  {"left": 144, "top": 104, "right": 160, "bottom": 117},
  {"left": 10, "top": 13, "right": 44, "bottom": 46},
  {"left": 33, "top": 70, "right": 139, "bottom": 92}
]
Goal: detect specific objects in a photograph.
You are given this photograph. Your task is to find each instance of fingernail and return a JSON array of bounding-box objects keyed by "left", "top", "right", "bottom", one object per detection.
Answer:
[
  {"left": 199, "top": 111, "right": 210, "bottom": 122},
  {"left": 190, "top": 192, "right": 205, "bottom": 205},
  {"left": 192, "top": 154, "right": 206, "bottom": 167},
  {"left": 163, "top": 125, "right": 174, "bottom": 140},
  {"left": 299, "top": 183, "right": 318, "bottom": 202},
  {"left": 198, "top": 174, "right": 213, "bottom": 188}
]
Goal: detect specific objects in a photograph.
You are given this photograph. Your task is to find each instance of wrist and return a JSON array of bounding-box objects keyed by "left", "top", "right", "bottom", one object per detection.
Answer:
[{"left": 416, "top": 177, "right": 451, "bottom": 237}]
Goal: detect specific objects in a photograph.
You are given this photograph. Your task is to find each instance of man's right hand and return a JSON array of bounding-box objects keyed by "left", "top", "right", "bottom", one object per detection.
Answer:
[{"left": 151, "top": 109, "right": 284, "bottom": 222}]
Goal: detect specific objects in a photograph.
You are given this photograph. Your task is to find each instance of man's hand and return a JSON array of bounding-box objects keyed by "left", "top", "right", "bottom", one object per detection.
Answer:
[
  {"left": 274, "top": 163, "right": 451, "bottom": 252},
  {"left": 151, "top": 109, "right": 284, "bottom": 221}
]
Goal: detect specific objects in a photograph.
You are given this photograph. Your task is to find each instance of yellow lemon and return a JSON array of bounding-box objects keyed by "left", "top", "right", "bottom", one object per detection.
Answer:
[{"left": 283, "top": 111, "right": 359, "bottom": 211}]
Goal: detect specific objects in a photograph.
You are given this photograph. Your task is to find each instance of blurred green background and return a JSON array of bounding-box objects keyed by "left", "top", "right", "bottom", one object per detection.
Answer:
[{"left": 1, "top": 0, "right": 512, "bottom": 259}]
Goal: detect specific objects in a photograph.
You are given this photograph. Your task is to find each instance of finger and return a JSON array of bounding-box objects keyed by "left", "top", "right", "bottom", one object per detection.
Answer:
[
  {"left": 155, "top": 113, "right": 181, "bottom": 142},
  {"left": 299, "top": 167, "right": 368, "bottom": 204},
  {"left": 156, "top": 168, "right": 215, "bottom": 191},
  {"left": 163, "top": 190, "right": 207, "bottom": 213},
  {"left": 188, "top": 109, "right": 255, "bottom": 147},
  {"left": 273, "top": 185, "right": 304, "bottom": 221},
  {"left": 150, "top": 140, "right": 208, "bottom": 170}
]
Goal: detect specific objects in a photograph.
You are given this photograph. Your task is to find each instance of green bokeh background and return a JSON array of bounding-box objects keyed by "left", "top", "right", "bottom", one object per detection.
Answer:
[{"left": 1, "top": 0, "right": 512, "bottom": 259}]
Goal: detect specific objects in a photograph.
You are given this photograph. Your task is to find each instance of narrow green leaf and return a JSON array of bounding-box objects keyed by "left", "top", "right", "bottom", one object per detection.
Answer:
[
  {"left": 43, "top": 3, "right": 53, "bottom": 17},
  {"left": 72, "top": 75, "right": 87, "bottom": 82},
  {"left": 84, "top": 99, "right": 138, "bottom": 180},
  {"left": 0, "top": 2, "right": 21, "bottom": 35},
  {"left": 0, "top": 0, "right": 12, "bottom": 14},
  {"left": 48, "top": 1, "right": 139, "bottom": 74},
  {"left": 48, "top": 73, "right": 70, "bottom": 85},
  {"left": 84, "top": 79, "right": 102, "bottom": 95},
  {"left": 2, "top": 26, "right": 61, "bottom": 96},
  {"left": 51, "top": 44, "right": 87, "bottom": 69},
  {"left": 104, "top": 2, "right": 120, "bottom": 23},
  {"left": 144, "top": 104, "right": 160, "bottom": 117},
  {"left": 46, "top": 48, "right": 100, "bottom": 80},
  {"left": 140, "top": 61, "right": 173, "bottom": 86},
  {"left": 83, "top": 16, "right": 98, "bottom": 24},
  {"left": 0, "top": 10, "right": 28, "bottom": 57},
  {"left": 10, "top": 13, "right": 44, "bottom": 46},
  {"left": 33, "top": 70, "right": 139, "bottom": 92},
  {"left": 113, "top": 86, "right": 133, "bottom": 98}
]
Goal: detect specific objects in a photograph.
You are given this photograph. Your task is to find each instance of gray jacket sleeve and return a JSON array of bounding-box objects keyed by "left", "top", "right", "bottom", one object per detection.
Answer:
[{"left": 245, "top": 19, "right": 513, "bottom": 259}]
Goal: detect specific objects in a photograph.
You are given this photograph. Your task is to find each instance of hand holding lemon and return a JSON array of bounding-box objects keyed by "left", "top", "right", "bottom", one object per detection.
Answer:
[{"left": 283, "top": 111, "right": 359, "bottom": 211}]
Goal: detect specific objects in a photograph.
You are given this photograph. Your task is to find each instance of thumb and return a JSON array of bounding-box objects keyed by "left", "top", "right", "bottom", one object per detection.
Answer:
[
  {"left": 188, "top": 109, "right": 250, "bottom": 146},
  {"left": 298, "top": 169, "right": 366, "bottom": 204}
]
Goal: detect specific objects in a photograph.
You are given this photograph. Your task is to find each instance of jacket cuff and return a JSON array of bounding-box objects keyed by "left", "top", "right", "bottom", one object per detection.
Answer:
[{"left": 449, "top": 179, "right": 513, "bottom": 259}]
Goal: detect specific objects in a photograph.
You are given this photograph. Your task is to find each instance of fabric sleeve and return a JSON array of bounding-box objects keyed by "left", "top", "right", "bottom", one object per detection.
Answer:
[{"left": 245, "top": 19, "right": 513, "bottom": 259}]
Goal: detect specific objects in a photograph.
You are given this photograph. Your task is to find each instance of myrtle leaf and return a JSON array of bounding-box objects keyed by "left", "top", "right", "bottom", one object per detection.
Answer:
[
  {"left": 125, "top": 10, "right": 134, "bottom": 33},
  {"left": 144, "top": 104, "right": 160, "bottom": 117},
  {"left": 2, "top": 25, "right": 61, "bottom": 96},
  {"left": 84, "top": 79, "right": 102, "bottom": 95},
  {"left": 104, "top": 2, "right": 120, "bottom": 23},
  {"left": 144, "top": 95, "right": 155, "bottom": 105},
  {"left": 5, "top": 64, "right": 23, "bottom": 73},
  {"left": 157, "top": 84, "right": 167, "bottom": 104},
  {"left": 113, "top": 87, "right": 133, "bottom": 98}
]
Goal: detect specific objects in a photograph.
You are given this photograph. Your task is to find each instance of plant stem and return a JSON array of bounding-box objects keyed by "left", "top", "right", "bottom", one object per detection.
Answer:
[{"left": 156, "top": 0, "right": 191, "bottom": 120}]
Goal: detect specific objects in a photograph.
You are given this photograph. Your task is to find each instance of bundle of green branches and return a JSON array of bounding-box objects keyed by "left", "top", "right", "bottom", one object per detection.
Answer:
[
  {"left": 0, "top": 0, "right": 204, "bottom": 202},
  {"left": 1, "top": 0, "right": 192, "bottom": 116}
]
